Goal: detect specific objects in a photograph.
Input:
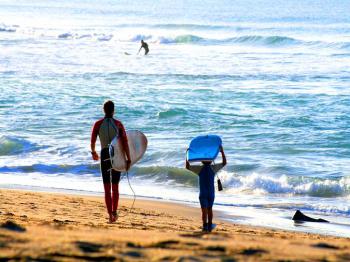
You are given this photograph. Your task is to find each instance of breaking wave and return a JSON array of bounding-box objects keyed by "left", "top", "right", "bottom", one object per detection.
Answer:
[
  {"left": 0, "top": 136, "right": 39, "bottom": 156},
  {"left": 55, "top": 31, "right": 350, "bottom": 50},
  {"left": 0, "top": 163, "right": 98, "bottom": 175},
  {"left": 58, "top": 32, "right": 113, "bottom": 41},
  {"left": 120, "top": 167, "right": 350, "bottom": 198},
  {"left": 127, "top": 34, "right": 299, "bottom": 45},
  {"left": 157, "top": 108, "right": 188, "bottom": 118},
  {"left": 2, "top": 160, "right": 347, "bottom": 198},
  {"left": 3, "top": 25, "right": 350, "bottom": 50},
  {"left": 0, "top": 24, "right": 17, "bottom": 33},
  {"left": 220, "top": 171, "right": 350, "bottom": 198}
]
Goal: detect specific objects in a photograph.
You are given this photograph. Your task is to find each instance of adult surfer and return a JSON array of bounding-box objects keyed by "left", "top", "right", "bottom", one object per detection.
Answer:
[
  {"left": 138, "top": 39, "right": 149, "bottom": 55},
  {"left": 91, "top": 100, "right": 131, "bottom": 223}
]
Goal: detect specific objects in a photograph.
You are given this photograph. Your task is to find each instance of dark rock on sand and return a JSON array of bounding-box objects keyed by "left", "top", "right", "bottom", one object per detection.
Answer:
[{"left": 292, "top": 210, "right": 329, "bottom": 223}]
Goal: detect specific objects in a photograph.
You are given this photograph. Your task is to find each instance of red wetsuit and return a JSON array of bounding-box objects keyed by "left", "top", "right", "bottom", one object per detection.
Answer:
[{"left": 91, "top": 117, "right": 128, "bottom": 215}]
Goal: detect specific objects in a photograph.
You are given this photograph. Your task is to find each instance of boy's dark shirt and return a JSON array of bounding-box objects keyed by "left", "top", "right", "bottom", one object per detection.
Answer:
[{"left": 189, "top": 163, "right": 224, "bottom": 198}]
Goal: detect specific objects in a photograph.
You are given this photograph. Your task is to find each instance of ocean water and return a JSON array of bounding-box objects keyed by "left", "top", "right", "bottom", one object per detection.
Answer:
[{"left": 1, "top": 0, "right": 350, "bottom": 237}]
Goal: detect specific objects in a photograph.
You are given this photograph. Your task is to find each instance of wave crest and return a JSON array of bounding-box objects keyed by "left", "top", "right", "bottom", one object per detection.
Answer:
[
  {"left": 58, "top": 32, "right": 113, "bottom": 41},
  {"left": 229, "top": 35, "right": 298, "bottom": 45},
  {"left": 1, "top": 159, "right": 348, "bottom": 198},
  {"left": 220, "top": 172, "right": 350, "bottom": 197},
  {"left": 0, "top": 136, "right": 39, "bottom": 156},
  {"left": 0, "top": 29, "right": 338, "bottom": 50},
  {"left": 0, "top": 24, "right": 16, "bottom": 33},
  {"left": 157, "top": 108, "right": 187, "bottom": 118}
]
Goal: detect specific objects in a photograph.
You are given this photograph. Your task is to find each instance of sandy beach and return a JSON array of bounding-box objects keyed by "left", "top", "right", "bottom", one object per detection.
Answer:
[{"left": 0, "top": 189, "right": 349, "bottom": 261}]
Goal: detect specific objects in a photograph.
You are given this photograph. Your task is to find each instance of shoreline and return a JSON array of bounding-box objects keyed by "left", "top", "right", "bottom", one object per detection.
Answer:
[
  {"left": 1, "top": 184, "right": 350, "bottom": 238},
  {"left": 1, "top": 188, "right": 350, "bottom": 261}
]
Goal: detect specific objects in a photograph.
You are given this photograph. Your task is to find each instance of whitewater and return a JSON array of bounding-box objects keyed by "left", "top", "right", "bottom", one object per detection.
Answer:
[{"left": 0, "top": 0, "right": 350, "bottom": 237}]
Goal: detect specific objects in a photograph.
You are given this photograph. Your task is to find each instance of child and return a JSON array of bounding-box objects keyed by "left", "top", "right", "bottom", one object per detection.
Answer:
[{"left": 186, "top": 145, "right": 227, "bottom": 232}]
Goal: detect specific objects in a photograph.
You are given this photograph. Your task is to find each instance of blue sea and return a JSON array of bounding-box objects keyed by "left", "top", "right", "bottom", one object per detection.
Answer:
[{"left": 0, "top": 0, "right": 350, "bottom": 237}]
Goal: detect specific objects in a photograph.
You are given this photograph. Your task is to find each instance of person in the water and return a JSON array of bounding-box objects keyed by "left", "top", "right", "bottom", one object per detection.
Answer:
[
  {"left": 138, "top": 40, "right": 149, "bottom": 55},
  {"left": 91, "top": 100, "right": 131, "bottom": 223},
  {"left": 186, "top": 146, "right": 227, "bottom": 232}
]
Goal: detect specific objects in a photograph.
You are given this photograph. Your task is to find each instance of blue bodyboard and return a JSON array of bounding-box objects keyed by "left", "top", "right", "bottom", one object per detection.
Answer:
[{"left": 187, "top": 135, "right": 222, "bottom": 162}]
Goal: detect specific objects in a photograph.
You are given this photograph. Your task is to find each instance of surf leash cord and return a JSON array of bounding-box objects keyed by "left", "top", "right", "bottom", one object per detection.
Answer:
[{"left": 117, "top": 171, "right": 136, "bottom": 217}]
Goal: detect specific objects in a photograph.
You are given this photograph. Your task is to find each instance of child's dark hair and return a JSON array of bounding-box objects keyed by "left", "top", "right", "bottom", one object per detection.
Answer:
[{"left": 103, "top": 100, "right": 114, "bottom": 117}]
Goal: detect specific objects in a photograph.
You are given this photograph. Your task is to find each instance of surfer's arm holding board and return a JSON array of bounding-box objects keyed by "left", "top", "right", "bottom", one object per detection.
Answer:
[
  {"left": 185, "top": 148, "right": 202, "bottom": 174},
  {"left": 185, "top": 161, "right": 202, "bottom": 175},
  {"left": 90, "top": 117, "right": 131, "bottom": 170},
  {"left": 186, "top": 146, "right": 226, "bottom": 174},
  {"left": 211, "top": 146, "right": 227, "bottom": 173},
  {"left": 116, "top": 121, "right": 132, "bottom": 170}
]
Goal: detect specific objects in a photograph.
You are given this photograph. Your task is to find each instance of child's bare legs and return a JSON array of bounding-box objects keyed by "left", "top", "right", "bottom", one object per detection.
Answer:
[
  {"left": 208, "top": 207, "right": 213, "bottom": 231},
  {"left": 208, "top": 207, "right": 213, "bottom": 224},
  {"left": 201, "top": 207, "right": 209, "bottom": 231},
  {"left": 201, "top": 207, "right": 208, "bottom": 224},
  {"left": 200, "top": 196, "right": 214, "bottom": 232}
]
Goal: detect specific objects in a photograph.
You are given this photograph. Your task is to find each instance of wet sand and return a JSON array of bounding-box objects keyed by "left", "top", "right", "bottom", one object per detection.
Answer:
[{"left": 0, "top": 189, "right": 349, "bottom": 261}]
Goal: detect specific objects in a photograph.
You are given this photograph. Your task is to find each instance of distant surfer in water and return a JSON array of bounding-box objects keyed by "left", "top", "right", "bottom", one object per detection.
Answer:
[
  {"left": 186, "top": 146, "right": 227, "bottom": 232},
  {"left": 138, "top": 39, "right": 149, "bottom": 55},
  {"left": 91, "top": 100, "right": 131, "bottom": 223}
]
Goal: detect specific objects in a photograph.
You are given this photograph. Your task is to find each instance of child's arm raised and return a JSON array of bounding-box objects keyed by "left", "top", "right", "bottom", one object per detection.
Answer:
[
  {"left": 212, "top": 146, "right": 227, "bottom": 173},
  {"left": 221, "top": 146, "right": 227, "bottom": 167},
  {"left": 186, "top": 159, "right": 202, "bottom": 175},
  {"left": 185, "top": 159, "right": 190, "bottom": 170}
]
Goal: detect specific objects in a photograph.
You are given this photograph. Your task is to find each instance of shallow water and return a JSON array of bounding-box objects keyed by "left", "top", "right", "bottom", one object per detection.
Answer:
[{"left": 1, "top": 0, "right": 350, "bottom": 237}]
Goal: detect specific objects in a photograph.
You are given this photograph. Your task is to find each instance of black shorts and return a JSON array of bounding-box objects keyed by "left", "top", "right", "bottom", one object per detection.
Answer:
[{"left": 100, "top": 148, "right": 121, "bottom": 184}]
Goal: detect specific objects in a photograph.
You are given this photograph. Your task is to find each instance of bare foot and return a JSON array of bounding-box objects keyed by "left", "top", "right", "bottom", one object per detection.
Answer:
[
  {"left": 108, "top": 214, "right": 114, "bottom": 223},
  {"left": 111, "top": 211, "right": 118, "bottom": 222}
]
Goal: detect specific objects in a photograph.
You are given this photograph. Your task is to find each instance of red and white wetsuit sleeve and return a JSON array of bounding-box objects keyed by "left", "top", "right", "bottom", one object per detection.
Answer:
[{"left": 91, "top": 118, "right": 104, "bottom": 147}]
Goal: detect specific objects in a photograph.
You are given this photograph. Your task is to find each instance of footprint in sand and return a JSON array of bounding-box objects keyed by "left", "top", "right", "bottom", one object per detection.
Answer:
[
  {"left": 122, "top": 251, "right": 144, "bottom": 258},
  {"left": 239, "top": 248, "right": 267, "bottom": 256},
  {"left": 0, "top": 220, "right": 26, "bottom": 232},
  {"left": 75, "top": 241, "right": 103, "bottom": 253}
]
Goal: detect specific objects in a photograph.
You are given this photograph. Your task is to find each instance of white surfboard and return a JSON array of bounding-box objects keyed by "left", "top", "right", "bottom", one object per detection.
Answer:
[{"left": 109, "top": 130, "right": 147, "bottom": 172}]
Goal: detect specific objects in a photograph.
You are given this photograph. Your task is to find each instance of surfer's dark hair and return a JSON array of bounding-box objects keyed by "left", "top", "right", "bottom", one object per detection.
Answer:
[{"left": 103, "top": 100, "right": 114, "bottom": 117}]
